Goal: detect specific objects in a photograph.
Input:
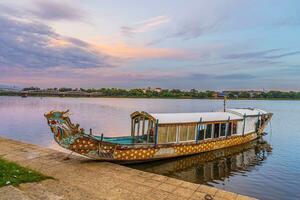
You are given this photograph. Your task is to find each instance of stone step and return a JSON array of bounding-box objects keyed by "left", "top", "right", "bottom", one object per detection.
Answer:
[
  {"left": 0, "top": 185, "right": 33, "bottom": 200},
  {"left": 18, "top": 179, "right": 103, "bottom": 200}
]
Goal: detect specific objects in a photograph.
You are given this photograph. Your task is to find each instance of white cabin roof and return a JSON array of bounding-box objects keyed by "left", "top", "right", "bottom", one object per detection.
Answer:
[
  {"left": 149, "top": 112, "right": 242, "bottom": 124},
  {"left": 227, "top": 108, "right": 268, "bottom": 116}
]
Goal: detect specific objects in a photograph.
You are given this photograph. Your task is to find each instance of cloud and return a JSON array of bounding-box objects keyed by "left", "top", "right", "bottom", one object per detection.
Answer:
[
  {"left": 224, "top": 48, "right": 300, "bottom": 62},
  {"left": 0, "top": 15, "right": 112, "bottom": 69},
  {"left": 96, "top": 42, "right": 191, "bottom": 60},
  {"left": 276, "top": 19, "right": 300, "bottom": 27},
  {"left": 30, "top": 0, "right": 84, "bottom": 21},
  {"left": 147, "top": 17, "right": 223, "bottom": 45},
  {"left": 265, "top": 51, "right": 300, "bottom": 59},
  {"left": 189, "top": 73, "right": 256, "bottom": 80},
  {"left": 173, "top": 18, "right": 223, "bottom": 40},
  {"left": 121, "top": 15, "right": 170, "bottom": 37},
  {"left": 216, "top": 73, "right": 256, "bottom": 80},
  {"left": 224, "top": 49, "right": 282, "bottom": 60}
]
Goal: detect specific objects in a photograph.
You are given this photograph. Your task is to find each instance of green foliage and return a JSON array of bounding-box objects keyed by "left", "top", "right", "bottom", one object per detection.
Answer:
[
  {"left": 2, "top": 87, "right": 300, "bottom": 99},
  {"left": 0, "top": 158, "right": 51, "bottom": 187}
]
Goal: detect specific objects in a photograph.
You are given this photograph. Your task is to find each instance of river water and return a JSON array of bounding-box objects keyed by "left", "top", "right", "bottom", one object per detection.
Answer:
[{"left": 0, "top": 96, "right": 299, "bottom": 200}]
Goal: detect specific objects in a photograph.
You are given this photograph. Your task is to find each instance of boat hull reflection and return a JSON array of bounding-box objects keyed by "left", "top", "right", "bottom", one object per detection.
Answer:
[{"left": 129, "top": 139, "right": 271, "bottom": 185}]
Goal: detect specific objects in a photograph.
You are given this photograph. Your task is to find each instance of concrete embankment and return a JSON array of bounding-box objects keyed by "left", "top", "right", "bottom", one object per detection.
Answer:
[{"left": 0, "top": 137, "right": 257, "bottom": 200}]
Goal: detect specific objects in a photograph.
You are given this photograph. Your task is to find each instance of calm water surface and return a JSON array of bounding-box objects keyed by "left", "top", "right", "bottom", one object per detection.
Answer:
[{"left": 1, "top": 96, "right": 299, "bottom": 200}]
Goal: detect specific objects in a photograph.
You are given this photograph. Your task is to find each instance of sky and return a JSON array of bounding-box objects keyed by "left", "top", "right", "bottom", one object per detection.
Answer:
[{"left": 0, "top": 0, "right": 300, "bottom": 90}]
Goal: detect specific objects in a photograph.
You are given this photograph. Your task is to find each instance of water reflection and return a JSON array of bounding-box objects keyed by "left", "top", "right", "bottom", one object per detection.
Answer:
[{"left": 129, "top": 139, "right": 272, "bottom": 185}]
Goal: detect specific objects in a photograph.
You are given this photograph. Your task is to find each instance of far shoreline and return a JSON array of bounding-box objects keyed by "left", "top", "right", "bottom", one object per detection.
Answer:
[{"left": 1, "top": 93, "right": 300, "bottom": 101}]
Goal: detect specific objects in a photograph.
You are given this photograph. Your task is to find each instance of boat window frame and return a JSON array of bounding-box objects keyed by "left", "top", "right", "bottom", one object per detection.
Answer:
[
  {"left": 220, "top": 123, "right": 227, "bottom": 138},
  {"left": 205, "top": 123, "right": 213, "bottom": 139},
  {"left": 232, "top": 121, "right": 238, "bottom": 135},
  {"left": 227, "top": 122, "right": 232, "bottom": 136},
  {"left": 131, "top": 113, "right": 157, "bottom": 144},
  {"left": 166, "top": 124, "right": 177, "bottom": 143},
  {"left": 198, "top": 124, "right": 206, "bottom": 141},
  {"left": 178, "top": 124, "right": 197, "bottom": 143},
  {"left": 213, "top": 123, "right": 220, "bottom": 138}
]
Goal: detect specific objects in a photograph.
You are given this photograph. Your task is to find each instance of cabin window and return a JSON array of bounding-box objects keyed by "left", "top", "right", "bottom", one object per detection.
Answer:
[
  {"left": 158, "top": 126, "right": 168, "bottom": 143},
  {"left": 205, "top": 124, "right": 212, "bottom": 139},
  {"left": 187, "top": 125, "right": 196, "bottom": 141},
  {"left": 227, "top": 122, "right": 232, "bottom": 136},
  {"left": 167, "top": 126, "right": 177, "bottom": 143},
  {"left": 214, "top": 123, "right": 220, "bottom": 138},
  {"left": 220, "top": 123, "right": 226, "bottom": 137},
  {"left": 179, "top": 126, "right": 188, "bottom": 141},
  {"left": 178, "top": 125, "right": 196, "bottom": 142},
  {"left": 232, "top": 121, "right": 237, "bottom": 134},
  {"left": 147, "top": 121, "right": 155, "bottom": 143},
  {"left": 198, "top": 125, "right": 205, "bottom": 140}
]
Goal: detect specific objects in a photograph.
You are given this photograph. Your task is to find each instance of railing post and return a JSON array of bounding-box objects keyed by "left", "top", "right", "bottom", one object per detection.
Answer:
[
  {"left": 226, "top": 116, "right": 230, "bottom": 138},
  {"left": 154, "top": 119, "right": 159, "bottom": 147},
  {"left": 257, "top": 112, "right": 261, "bottom": 132},
  {"left": 196, "top": 117, "right": 202, "bottom": 144},
  {"left": 242, "top": 114, "right": 246, "bottom": 136}
]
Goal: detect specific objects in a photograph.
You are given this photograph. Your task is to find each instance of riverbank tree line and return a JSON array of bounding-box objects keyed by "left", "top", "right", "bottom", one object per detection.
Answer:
[{"left": 1, "top": 87, "right": 300, "bottom": 99}]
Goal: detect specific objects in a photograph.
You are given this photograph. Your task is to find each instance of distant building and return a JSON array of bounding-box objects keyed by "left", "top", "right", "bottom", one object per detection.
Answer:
[
  {"left": 143, "top": 87, "right": 162, "bottom": 93},
  {"left": 154, "top": 88, "right": 162, "bottom": 93},
  {"left": 212, "top": 91, "right": 226, "bottom": 99}
]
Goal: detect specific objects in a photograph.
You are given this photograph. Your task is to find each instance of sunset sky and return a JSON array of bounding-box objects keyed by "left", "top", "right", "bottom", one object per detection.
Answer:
[{"left": 0, "top": 0, "right": 300, "bottom": 90}]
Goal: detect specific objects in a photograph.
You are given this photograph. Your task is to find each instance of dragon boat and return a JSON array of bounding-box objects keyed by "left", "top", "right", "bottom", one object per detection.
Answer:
[{"left": 44, "top": 108, "right": 272, "bottom": 163}]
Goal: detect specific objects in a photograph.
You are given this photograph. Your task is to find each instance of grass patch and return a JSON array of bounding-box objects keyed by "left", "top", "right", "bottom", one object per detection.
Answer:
[{"left": 0, "top": 158, "right": 51, "bottom": 187}]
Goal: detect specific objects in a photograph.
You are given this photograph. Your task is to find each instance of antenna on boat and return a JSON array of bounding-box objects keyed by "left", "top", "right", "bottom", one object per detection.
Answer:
[{"left": 223, "top": 95, "right": 227, "bottom": 112}]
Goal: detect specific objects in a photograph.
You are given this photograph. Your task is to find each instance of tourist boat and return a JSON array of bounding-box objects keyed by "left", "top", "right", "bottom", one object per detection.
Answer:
[{"left": 44, "top": 108, "right": 272, "bottom": 163}]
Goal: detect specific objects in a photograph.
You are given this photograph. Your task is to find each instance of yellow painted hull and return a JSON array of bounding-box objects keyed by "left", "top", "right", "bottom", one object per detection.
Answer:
[{"left": 63, "top": 132, "right": 259, "bottom": 163}]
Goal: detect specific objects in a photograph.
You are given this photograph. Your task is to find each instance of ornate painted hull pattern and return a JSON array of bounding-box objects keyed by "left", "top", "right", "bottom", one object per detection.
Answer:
[
  {"left": 45, "top": 110, "right": 264, "bottom": 163},
  {"left": 67, "top": 132, "right": 258, "bottom": 162}
]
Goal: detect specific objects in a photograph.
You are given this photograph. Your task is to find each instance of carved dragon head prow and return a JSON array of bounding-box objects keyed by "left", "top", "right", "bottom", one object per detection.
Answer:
[{"left": 44, "top": 110, "right": 85, "bottom": 147}]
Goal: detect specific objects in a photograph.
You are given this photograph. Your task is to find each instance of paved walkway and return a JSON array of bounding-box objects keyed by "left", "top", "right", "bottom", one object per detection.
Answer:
[{"left": 0, "top": 137, "right": 257, "bottom": 200}]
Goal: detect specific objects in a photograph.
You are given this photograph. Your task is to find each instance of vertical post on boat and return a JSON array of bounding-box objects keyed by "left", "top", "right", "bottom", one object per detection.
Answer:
[
  {"left": 137, "top": 117, "right": 140, "bottom": 141},
  {"left": 142, "top": 117, "right": 145, "bottom": 138},
  {"left": 257, "top": 112, "right": 261, "bottom": 132},
  {"left": 259, "top": 113, "right": 262, "bottom": 127},
  {"left": 147, "top": 120, "right": 151, "bottom": 143},
  {"left": 131, "top": 118, "right": 134, "bottom": 137},
  {"left": 196, "top": 117, "right": 202, "bottom": 144},
  {"left": 226, "top": 116, "right": 230, "bottom": 138},
  {"left": 154, "top": 119, "right": 159, "bottom": 147},
  {"left": 242, "top": 113, "right": 246, "bottom": 136},
  {"left": 89, "top": 128, "right": 93, "bottom": 135}
]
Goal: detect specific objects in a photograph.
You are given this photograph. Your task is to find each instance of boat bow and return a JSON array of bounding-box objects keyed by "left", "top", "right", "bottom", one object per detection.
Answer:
[{"left": 44, "top": 110, "right": 116, "bottom": 159}]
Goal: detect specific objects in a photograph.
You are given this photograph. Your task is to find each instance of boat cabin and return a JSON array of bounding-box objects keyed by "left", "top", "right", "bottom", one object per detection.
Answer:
[{"left": 130, "top": 108, "right": 271, "bottom": 146}]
